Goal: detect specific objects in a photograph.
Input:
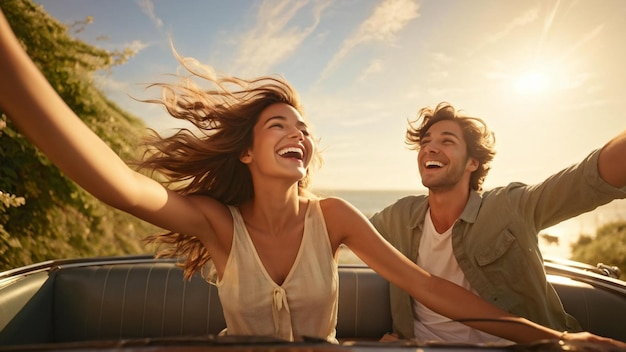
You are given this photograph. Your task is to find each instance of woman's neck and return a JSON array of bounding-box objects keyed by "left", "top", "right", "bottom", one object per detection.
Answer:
[{"left": 241, "top": 181, "right": 303, "bottom": 236}]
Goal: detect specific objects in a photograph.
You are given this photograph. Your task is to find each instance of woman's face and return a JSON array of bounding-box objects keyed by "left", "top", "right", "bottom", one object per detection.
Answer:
[{"left": 241, "top": 103, "right": 314, "bottom": 183}]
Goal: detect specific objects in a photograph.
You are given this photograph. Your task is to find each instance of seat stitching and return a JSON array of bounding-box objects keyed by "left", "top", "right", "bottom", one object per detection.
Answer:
[
  {"left": 119, "top": 266, "right": 131, "bottom": 338},
  {"left": 207, "top": 281, "right": 212, "bottom": 333},
  {"left": 354, "top": 272, "right": 359, "bottom": 335},
  {"left": 161, "top": 266, "right": 171, "bottom": 336},
  {"left": 180, "top": 277, "right": 187, "bottom": 335},
  {"left": 97, "top": 266, "right": 112, "bottom": 339},
  {"left": 141, "top": 266, "right": 154, "bottom": 336}
]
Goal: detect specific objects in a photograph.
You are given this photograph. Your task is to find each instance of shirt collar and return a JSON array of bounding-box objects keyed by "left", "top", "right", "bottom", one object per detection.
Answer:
[
  {"left": 408, "top": 197, "right": 430, "bottom": 230},
  {"left": 408, "top": 189, "right": 483, "bottom": 228},
  {"left": 460, "top": 190, "right": 483, "bottom": 224}
]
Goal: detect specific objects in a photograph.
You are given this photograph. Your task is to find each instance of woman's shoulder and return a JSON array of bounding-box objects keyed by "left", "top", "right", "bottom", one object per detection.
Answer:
[
  {"left": 317, "top": 196, "right": 361, "bottom": 217},
  {"left": 185, "top": 194, "right": 233, "bottom": 231},
  {"left": 187, "top": 193, "right": 231, "bottom": 212}
]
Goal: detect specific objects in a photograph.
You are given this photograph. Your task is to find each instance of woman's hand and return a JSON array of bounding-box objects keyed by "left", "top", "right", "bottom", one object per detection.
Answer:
[
  {"left": 379, "top": 333, "right": 400, "bottom": 342},
  {"left": 563, "top": 331, "right": 626, "bottom": 349}
]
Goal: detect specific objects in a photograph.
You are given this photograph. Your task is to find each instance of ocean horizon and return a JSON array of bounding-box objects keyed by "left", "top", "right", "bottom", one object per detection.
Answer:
[{"left": 315, "top": 188, "right": 626, "bottom": 260}]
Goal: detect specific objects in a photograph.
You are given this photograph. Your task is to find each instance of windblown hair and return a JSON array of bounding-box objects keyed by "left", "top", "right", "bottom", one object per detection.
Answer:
[
  {"left": 139, "top": 55, "right": 321, "bottom": 279},
  {"left": 405, "top": 102, "right": 495, "bottom": 191}
]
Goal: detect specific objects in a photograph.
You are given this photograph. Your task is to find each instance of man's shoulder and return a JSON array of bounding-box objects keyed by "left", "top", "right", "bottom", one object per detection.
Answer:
[
  {"left": 392, "top": 193, "right": 428, "bottom": 207},
  {"left": 472, "top": 183, "right": 533, "bottom": 213},
  {"left": 370, "top": 194, "right": 427, "bottom": 221},
  {"left": 481, "top": 182, "right": 530, "bottom": 197}
]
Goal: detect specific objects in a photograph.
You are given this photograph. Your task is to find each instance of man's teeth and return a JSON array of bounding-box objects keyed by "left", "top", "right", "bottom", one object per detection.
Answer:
[{"left": 425, "top": 160, "right": 444, "bottom": 168}]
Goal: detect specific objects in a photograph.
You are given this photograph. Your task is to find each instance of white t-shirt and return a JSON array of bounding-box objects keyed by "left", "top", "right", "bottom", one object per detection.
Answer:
[{"left": 412, "top": 209, "right": 512, "bottom": 345}]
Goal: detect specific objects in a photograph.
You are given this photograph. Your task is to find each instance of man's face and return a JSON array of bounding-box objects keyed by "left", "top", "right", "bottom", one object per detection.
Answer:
[{"left": 417, "top": 120, "right": 478, "bottom": 192}]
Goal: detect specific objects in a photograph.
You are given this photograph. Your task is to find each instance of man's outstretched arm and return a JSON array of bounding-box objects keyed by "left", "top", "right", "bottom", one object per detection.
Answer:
[{"left": 598, "top": 130, "right": 626, "bottom": 189}]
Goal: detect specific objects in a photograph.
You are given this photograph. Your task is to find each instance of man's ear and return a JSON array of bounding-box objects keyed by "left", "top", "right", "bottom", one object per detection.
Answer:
[
  {"left": 240, "top": 150, "right": 252, "bottom": 164},
  {"left": 467, "top": 157, "right": 479, "bottom": 172}
]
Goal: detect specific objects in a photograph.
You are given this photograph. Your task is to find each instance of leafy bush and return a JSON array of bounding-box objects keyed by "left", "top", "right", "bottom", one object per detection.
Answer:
[
  {"left": 571, "top": 221, "right": 626, "bottom": 281},
  {"left": 0, "top": 0, "right": 160, "bottom": 270}
]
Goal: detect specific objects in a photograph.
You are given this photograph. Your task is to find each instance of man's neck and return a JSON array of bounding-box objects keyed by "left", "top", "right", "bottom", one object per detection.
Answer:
[{"left": 427, "top": 186, "right": 471, "bottom": 233}]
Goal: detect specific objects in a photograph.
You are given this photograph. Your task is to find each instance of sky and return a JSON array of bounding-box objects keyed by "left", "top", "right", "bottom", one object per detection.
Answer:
[{"left": 33, "top": 0, "right": 626, "bottom": 191}]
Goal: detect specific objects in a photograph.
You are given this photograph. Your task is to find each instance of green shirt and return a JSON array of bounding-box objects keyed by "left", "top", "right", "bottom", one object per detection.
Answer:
[{"left": 370, "top": 149, "right": 626, "bottom": 339}]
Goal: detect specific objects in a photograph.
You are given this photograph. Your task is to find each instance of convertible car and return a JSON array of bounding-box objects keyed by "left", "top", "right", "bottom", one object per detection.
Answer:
[{"left": 0, "top": 255, "right": 624, "bottom": 351}]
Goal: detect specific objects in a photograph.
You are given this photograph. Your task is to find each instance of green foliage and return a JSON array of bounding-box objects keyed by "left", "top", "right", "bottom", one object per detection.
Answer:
[
  {"left": 0, "top": 190, "right": 26, "bottom": 257},
  {"left": 0, "top": 0, "right": 160, "bottom": 271},
  {"left": 570, "top": 221, "right": 626, "bottom": 280}
]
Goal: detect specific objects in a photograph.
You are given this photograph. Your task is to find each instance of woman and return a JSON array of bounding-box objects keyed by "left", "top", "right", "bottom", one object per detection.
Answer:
[{"left": 0, "top": 10, "right": 621, "bottom": 346}]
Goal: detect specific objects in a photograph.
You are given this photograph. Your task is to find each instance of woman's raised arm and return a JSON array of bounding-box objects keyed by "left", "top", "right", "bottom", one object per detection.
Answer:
[{"left": 0, "top": 10, "right": 217, "bottom": 239}]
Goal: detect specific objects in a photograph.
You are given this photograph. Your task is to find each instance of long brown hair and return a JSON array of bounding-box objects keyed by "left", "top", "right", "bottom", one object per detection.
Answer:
[{"left": 139, "top": 55, "right": 321, "bottom": 279}]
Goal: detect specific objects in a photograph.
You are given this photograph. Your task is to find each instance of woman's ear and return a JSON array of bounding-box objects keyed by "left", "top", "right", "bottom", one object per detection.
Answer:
[{"left": 240, "top": 150, "right": 252, "bottom": 164}]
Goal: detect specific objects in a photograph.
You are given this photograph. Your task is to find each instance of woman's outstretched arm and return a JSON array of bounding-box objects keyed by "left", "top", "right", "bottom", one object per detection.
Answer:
[
  {"left": 322, "top": 197, "right": 624, "bottom": 346},
  {"left": 0, "top": 9, "right": 222, "bottom": 240}
]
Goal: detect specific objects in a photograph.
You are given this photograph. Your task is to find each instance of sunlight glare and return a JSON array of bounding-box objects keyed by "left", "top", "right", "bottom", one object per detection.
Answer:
[{"left": 514, "top": 71, "right": 552, "bottom": 95}]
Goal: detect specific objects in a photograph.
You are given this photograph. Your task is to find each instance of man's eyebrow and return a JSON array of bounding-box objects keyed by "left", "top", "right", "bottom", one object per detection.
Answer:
[
  {"left": 423, "top": 130, "right": 460, "bottom": 139},
  {"left": 441, "top": 131, "right": 461, "bottom": 140}
]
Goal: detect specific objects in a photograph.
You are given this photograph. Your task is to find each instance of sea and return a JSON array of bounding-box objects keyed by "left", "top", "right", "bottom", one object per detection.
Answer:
[{"left": 314, "top": 189, "right": 626, "bottom": 261}]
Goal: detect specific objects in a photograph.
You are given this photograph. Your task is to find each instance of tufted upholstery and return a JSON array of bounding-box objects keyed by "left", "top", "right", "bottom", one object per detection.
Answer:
[
  {"left": 0, "top": 258, "right": 624, "bottom": 346},
  {"left": 0, "top": 260, "right": 391, "bottom": 345}
]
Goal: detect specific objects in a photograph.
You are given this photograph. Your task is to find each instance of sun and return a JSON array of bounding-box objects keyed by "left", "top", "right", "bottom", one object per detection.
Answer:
[{"left": 514, "top": 70, "right": 552, "bottom": 95}]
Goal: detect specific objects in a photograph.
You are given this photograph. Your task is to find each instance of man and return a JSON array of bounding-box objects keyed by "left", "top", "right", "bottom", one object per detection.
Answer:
[{"left": 370, "top": 102, "right": 626, "bottom": 343}]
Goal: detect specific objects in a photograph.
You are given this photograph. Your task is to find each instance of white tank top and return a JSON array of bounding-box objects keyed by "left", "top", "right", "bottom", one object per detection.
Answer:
[{"left": 214, "top": 199, "right": 338, "bottom": 342}]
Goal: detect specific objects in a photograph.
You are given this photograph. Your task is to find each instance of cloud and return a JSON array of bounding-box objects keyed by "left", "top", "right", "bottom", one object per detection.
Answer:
[
  {"left": 125, "top": 39, "right": 151, "bottom": 54},
  {"left": 93, "top": 74, "right": 130, "bottom": 93},
  {"left": 431, "top": 52, "right": 453, "bottom": 65},
  {"left": 357, "top": 59, "right": 384, "bottom": 82},
  {"left": 485, "top": 8, "right": 539, "bottom": 44},
  {"left": 137, "top": 0, "right": 164, "bottom": 29},
  {"left": 558, "top": 24, "right": 604, "bottom": 63},
  {"left": 427, "top": 52, "right": 452, "bottom": 81},
  {"left": 426, "top": 87, "right": 464, "bottom": 99},
  {"left": 229, "top": 0, "right": 331, "bottom": 77},
  {"left": 467, "top": 7, "right": 539, "bottom": 57},
  {"left": 318, "top": 0, "right": 420, "bottom": 82}
]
